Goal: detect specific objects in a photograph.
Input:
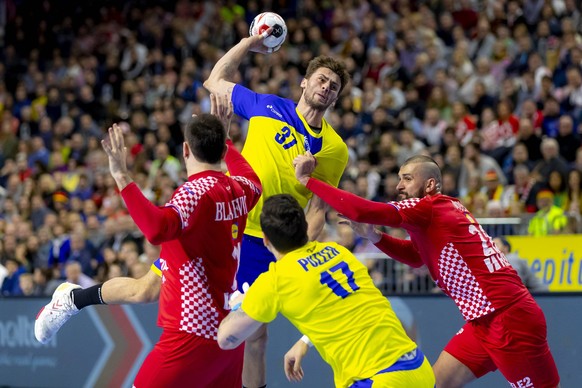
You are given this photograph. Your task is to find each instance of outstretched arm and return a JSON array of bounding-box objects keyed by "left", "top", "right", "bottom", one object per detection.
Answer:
[
  {"left": 294, "top": 153, "right": 403, "bottom": 226},
  {"left": 203, "top": 33, "right": 273, "bottom": 100},
  {"left": 101, "top": 270, "right": 161, "bottom": 304},
  {"left": 338, "top": 217, "right": 424, "bottom": 268},
  {"left": 374, "top": 232, "right": 424, "bottom": 268}
]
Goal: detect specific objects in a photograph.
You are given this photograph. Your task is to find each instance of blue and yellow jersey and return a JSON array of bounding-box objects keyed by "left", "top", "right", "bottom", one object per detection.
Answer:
[
  {"left": 232, "top": 85, "right": 348, "bottom": 237},
  {"left": 242, "top": 241, "right": 417, "bottom": 388}
]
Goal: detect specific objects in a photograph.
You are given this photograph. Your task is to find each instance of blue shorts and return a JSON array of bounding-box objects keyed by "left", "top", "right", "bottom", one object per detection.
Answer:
[
  {"left": 349, "top": 348, "right": 435, "bottom": 388},
  {"left": 236, "top": 234, "right": 276, "bottom": 292}
]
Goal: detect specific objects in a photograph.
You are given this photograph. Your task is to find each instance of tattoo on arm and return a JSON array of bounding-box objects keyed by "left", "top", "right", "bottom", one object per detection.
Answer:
[{"left": 225, "top": 335, "right": 239, "bottom": 344}]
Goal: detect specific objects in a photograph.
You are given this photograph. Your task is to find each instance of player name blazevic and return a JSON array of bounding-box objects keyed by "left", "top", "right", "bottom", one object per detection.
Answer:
[{"left": 215, "top": 196, "right": 249, "bottom": 221}]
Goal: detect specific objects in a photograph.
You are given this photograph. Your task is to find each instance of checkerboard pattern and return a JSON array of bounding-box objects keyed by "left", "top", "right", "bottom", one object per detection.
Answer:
[
  {"left": 167, "top": 177, "right": 218, "bottom": 228},
  {"left": 439, "top": 242, "right": 495, "bottom": 321},
  {"left": 232, "top": 176, "right": 261, "bottom": 195},
  {"left": 178, "top": 258, "right": 219, "bottom": 340},
  {"left": 389, "top": 197, "right": 421, "bottom": 210}
]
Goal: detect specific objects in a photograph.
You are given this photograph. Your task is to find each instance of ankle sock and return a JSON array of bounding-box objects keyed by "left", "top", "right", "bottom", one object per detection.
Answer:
[{"left": 71, "top": 284, "right": 106, "bottom": 310}]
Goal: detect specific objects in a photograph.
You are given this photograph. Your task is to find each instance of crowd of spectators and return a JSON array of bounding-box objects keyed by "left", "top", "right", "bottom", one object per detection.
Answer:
[{"left": 1, "top": 0, "right": 582, "bottom": 296}]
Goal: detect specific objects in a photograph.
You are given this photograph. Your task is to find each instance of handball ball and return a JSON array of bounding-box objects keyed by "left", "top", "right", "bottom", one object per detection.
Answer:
[{"left": 249, "top": 12, "right": 287, "bottom": 51}]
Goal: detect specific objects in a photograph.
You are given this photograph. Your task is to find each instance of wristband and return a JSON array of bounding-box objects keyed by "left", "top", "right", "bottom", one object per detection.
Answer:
[
  {"left": 231, "top": 302, "right": 242, "bottom": 312},
  {"left": 300, "top": 335, "right": 313, "bottom": 347}
]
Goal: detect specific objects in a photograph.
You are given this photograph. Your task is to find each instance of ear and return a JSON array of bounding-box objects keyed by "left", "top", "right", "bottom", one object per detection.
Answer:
[
  {"left": 182, "top": 142, "right": 189, "bottom": 160},
  {"left": 426, "top": 178, "right": 437, "bottom": 193},
  {"left": 300, "top": 78, "right": 307, "bottom": 88}
]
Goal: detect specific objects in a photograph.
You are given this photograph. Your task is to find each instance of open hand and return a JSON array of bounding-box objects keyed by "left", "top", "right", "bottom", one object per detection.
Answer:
[
  {"left": 101, "top": 123, "right": 131, "bottom": 188},
  {"left": 283, "top": 339, "right": 308, "bottom": 382},
  {"left": 210, "top": 93, "right": 234, "bottom": 137}
]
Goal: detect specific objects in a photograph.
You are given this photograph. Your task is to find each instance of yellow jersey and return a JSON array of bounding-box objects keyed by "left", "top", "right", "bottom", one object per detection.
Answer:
[
  {"left": 242, "top": 241, "right": 417, "bottom": 388},
  {"left": 232, "top": 85, "right": 348, "bottom": 237}
]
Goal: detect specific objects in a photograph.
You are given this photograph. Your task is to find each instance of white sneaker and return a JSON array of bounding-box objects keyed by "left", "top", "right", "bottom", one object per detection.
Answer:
[{"left": 35, "top": 282, "right": 81, "bottom": 344}]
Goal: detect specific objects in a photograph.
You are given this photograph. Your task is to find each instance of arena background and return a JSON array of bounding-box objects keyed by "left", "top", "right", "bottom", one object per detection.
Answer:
[
  {"left": 0, "top": 295, "right": 580, "bottom": 387},
  {"left": 2, "top": 0, "right": 582, "bottom": 386}
]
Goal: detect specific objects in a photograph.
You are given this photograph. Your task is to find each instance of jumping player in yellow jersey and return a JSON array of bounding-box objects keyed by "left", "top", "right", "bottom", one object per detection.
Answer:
[
  {"left": 204, "top": 32, "right": 349, "bottom": 387},
  {"left": 217, "top": 194, "right": 435, "bottom": 388}
]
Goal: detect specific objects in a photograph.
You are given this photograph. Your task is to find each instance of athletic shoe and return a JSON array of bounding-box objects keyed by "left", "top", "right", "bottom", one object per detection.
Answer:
[{"left": 35, "top": 282, "right": 81, "bottom": 344}]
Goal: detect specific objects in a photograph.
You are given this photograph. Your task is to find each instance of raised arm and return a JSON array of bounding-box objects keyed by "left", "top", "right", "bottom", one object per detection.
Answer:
[
  {"left": 212, "top": 92, "right": 262, "bottom": 208},
  {"left": 102, "top": 124, "right": 182, "bottom": 245},
  {"left": 203, "top": 33, "right": 273, "bottom": 99}
]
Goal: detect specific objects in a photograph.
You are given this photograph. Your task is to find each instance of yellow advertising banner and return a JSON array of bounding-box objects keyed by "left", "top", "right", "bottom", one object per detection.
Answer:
[{"left": 507, "top": 235, "right": 582, "bottom": 292}]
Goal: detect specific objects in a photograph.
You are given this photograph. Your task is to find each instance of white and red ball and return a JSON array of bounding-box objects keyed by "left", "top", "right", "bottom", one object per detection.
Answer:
[{"left": 249, "top": 12, "right": 287, "bottom": 50}]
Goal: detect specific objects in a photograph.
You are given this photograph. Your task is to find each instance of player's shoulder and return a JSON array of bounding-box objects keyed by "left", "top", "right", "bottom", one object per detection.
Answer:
[
  {"left": 431, "top": 194, "right": 465, "bottom": 209},
  {"left": 229, "top": 174, "right": 262, "bottom": 194},
  {"left": 174, "top": 175, "right": 220, "bottom": 199},
  {"left": 183, "top": 174, "right": 220, "bottom": 189},
  {"left": 252, "top": 93, "right": 299, "bottom": 123},
  {"left": 321, "top": 118, "right": 347, "bottom": 147},
  {"left": 388, "top": 197, "right": 424, "bottom": 211}
]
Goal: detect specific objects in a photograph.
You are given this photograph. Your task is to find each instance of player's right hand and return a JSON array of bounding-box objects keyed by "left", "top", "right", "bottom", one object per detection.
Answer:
[
  {"left": 338, "top": 215, "right": 382, "bottom": 244},
  {"left": 293, "top": 152, "right": 317, "bottom": 185},
  {"left": 247, "top": 27, "right": 276, "bottom": 54},
  {"left": 101, "top": 123, "right": 132, "bottom": 189},
  {"left": 209, "top": 93, "right": 233, "bottom": 136},
  {"left": 284, "top": 339, "right": 308, "bottom": 382}
]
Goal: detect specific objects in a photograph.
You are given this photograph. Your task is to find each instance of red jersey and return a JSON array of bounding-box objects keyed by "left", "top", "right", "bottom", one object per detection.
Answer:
[
  {"left": 121, "top": 142, "right": 262, "bottom": 339},
  {"left": 306, "top": 179, "right": 529, "bottom": 321},
  {"left": 455, "top": 115, "right": 476, "bottom": 145}
]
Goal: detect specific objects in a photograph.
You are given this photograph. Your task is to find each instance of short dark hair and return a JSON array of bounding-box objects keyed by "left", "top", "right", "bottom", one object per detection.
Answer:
[
  {"left": 260, "top": 194, "right": 308, "bottom": 253},
  {"left": 402, "top": 155, "right": 442, "bottom": 188},
  {"left": 305, "top": 55, "right": 350, "bottom": 94},
  {"left": 184, "top": 114, "right": 226, "bottom": 164}
]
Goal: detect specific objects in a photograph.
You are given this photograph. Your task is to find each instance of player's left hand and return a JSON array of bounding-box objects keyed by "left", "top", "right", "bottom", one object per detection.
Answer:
[
  {"left": 284, "top": 339, "right": 308, "bottom": 382},
  {"left": 293, "top": 152, "right": 316, "bottom": 185}
]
